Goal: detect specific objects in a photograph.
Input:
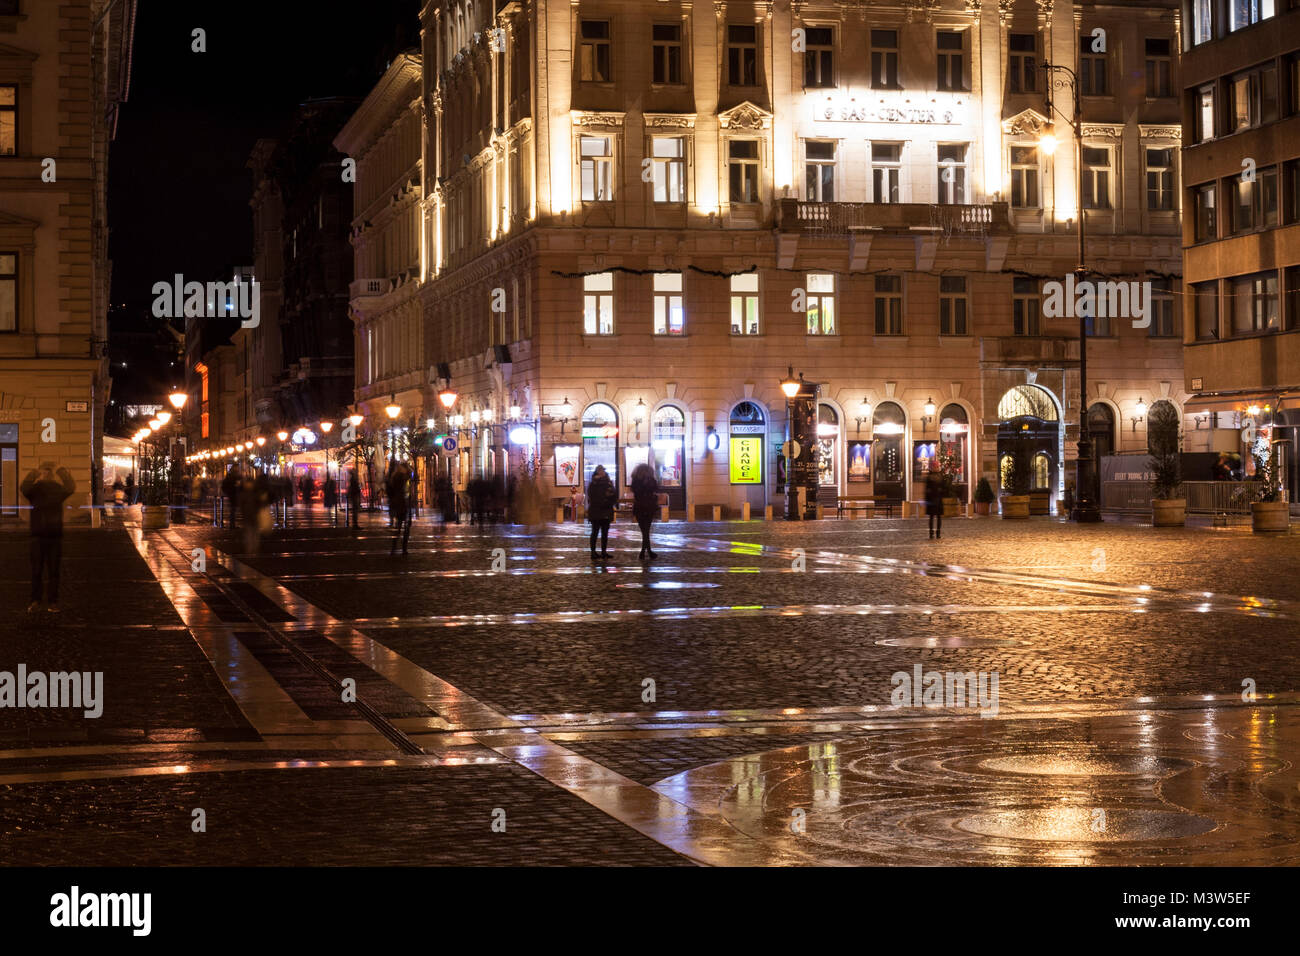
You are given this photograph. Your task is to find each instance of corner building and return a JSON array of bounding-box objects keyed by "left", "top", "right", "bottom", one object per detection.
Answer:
[{"left": 356, "top": 0, "right": 1186, "bottom": 515}]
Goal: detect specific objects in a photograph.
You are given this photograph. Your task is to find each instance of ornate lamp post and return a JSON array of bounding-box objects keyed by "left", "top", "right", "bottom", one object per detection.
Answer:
[
  {"left": 780, "top": 367, "right": 802, "bottom": 520},
  {"left": 1041, "top": 60, "right": 1101, "bottom": 522}
]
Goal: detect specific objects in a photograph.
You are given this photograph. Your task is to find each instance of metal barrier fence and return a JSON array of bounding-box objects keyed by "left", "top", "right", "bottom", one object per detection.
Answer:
[{"left": 1102, "top": 480, "right": 1255, "bottom": 515}]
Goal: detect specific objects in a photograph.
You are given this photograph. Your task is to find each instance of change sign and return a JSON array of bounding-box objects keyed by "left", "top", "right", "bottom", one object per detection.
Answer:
[{"left": 730, "top": 436, "right": 762, "bottom": 484}]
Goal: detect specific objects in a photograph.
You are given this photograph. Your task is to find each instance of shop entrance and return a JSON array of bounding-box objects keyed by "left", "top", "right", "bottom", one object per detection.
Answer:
[{"left": 996, "top": 385, "right": 1060, "bottom": 494}]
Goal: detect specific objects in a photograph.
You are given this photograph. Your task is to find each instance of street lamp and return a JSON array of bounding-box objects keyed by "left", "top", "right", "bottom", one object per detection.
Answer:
[
  {"left": 922, "top": 397, "right": 936, "bottom": 435},
  {"left": 1041, "top": 59, "right": 1102, "bottom": 523},
  {"left": 855, "top": 398, "right": 872, "bottom": 434},
  {"left": 631, "top": 398, "right": 647, "bottom": 440},
  {"left": 1131, "top": 398, "right": 1148, "bottom": 433},
  {"left": 780, "top": 367, "right": 804, "bottom": 520}
]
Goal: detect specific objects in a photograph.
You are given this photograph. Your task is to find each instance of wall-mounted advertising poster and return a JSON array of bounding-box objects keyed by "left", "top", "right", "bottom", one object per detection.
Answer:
[
  {"left": 554, "top": 444, "right": 580, "bottom": 486},
  {"left": 848, "top": 441, "right": 871, "bottom": 482},
  {"left": 729, "top": 436, "right": 763, "bottom": 484},
  {"left": 624, "top": 445, "right": 650, "bottom": 484},
  {"left": 913, "top": 440, "right": 938, "bottom": 481}
]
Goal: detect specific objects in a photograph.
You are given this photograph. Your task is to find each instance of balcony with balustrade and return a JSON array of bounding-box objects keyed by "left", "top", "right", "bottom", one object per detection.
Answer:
[{"left": 777, "top": 198, "right": 1012, "bottom": 238}]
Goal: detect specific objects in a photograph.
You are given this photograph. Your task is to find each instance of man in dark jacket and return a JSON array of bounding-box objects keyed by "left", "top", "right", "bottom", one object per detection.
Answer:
[
  {"left": 21, "top": 463, "right": 76, "bottom": 612},
  {"left": 385, "top": 461, "right": 412, "bottom": 555},
  {"left": 586, "top": 464, "right": 618, "bottom": 559},
  {"left": 220, "top": 466, "right": 240, "bottom": 529}
]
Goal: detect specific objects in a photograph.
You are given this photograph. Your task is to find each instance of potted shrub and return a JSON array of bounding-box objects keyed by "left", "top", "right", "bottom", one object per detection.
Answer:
[
  {"left": 973, "top": 477, "right": 995, "bottom": 516},
  {"left": 1250, "top": 440, "right": 1289, "bottom": 533},
  {"left": 138, "top": 441, "right": 171, "bottom": 530},
  {"left": 1000, "top": 439, "right": 1031, "bottom": 518},
  {"left": 937, "top": 445, "right": 963, "bottom": 517},
  {"left": 1147, "top": 400, "right": 1185, "bottom": 527}
]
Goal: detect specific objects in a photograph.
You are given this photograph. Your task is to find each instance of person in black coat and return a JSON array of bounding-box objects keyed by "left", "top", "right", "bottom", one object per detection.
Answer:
[
  {"left": 220, "top": 466, "right": 241, "bottom": 529},
  {"left": 924, "top": 466, "right": 944, "bottom": 539},
  {"left": 385, "top": 461, "right": 412, "bottom": 555},
  {"left": 21, "top": 463, "right": 76, "bottom": 612},
  {"left": 346, "top": 469, "right": 362, "bottom": 529},
  {"left": 586, "top": 464, "right": 618, "bottom": 559},
  {"left": 630, "top": 463, "right": 659, "bottom": 560}
]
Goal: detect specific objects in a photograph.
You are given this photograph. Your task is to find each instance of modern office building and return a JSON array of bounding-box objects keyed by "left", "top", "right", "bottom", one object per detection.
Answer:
[
  {"left": 344, "top": 0, "right": 1187, "bottom": 517},
  {"left": 1180, "top": 0, "right": 1300, "bottom": 505}
]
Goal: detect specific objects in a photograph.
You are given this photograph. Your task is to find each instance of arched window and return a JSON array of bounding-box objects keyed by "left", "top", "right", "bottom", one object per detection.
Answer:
[
  {"left": 1087, "top": 403, "right": 1115, "bottom": 459},
  {"left": 582, "top": 401, "right": 619, "bottom": 487},
  {"left": 872, "top": 401, "right": 905, "bottom": 486},
  {"left": 938, "top": 403, "right": 969, "bottom": 493},
  {"left": 652, "top": 405, "right": 685, "bottom": 488},
  {"left": 997, "top": 385, "right": 1058, "bottom": 421},
  {"left": 729, "top": 402, "right": 766, "bottom": 485},
  {"left": 817, "top": 403, "right": 840, "bottom": 486}
]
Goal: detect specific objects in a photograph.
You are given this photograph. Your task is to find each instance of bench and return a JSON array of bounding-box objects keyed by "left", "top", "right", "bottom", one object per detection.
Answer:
[
  {"left": 837, "top": 497, "right": 874, "bottom": 519},
  {"left": 870, "top": 496, "right": 899, "bottom": 518}
]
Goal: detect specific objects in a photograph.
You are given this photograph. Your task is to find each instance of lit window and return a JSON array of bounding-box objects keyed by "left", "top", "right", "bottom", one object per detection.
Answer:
[
  {"left": 580, "top": 135, "right": 613, "bottom": 201},
  {"left": 0, "top": 87, "right": 14, "bottom": 156},
  {"left": 0, "top": 253, "right": 13, "bottom": 332},
  {"left": 653, "top": 272, "right": 684, "bottom": 335},
  {"left": 584, "top": 272, "right": 614, "bottom": 334},
  {"left": 730, "top": 273, "right": 759, "bottom": 335},
  {"left": 806, "top": 273, "right": 835, "bottom": 335},
  {"left": 651, "top": 137, "right": 686, "bottom": 203}
]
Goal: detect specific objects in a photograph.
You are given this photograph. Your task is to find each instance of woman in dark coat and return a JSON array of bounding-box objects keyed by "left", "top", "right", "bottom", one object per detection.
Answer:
[
  {"left": 585, "top": 464, "right": 618, "bottom": 560},
  {"left": 924, "top": 466, "right": 944, "bottom": 540},
  {"left": 630, "top": 463, "right": 659, "bottom": 560}
]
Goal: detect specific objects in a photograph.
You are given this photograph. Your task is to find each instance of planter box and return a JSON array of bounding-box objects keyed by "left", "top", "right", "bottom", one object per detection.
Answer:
[
  {"left": 942, "top": 497, "right": 961, "bottom": 518},
  {"left": 1001, "top": 495, "right": 1030, "bottom": 518},
  {"left": 973, "top": 500, "right": 992, "bottom": 516},
  {"left": 141, "top": 505, "right": 170, "bottom": 530},
  {"left": 1028, "top": 490, "right": 1051, "bottom": 515},
  {"left": 1151, "top": 498, "right": 1186, "bottom": 527},
  {"left": 1251, "top": 500, "right": 1289, "bottom": 533}
]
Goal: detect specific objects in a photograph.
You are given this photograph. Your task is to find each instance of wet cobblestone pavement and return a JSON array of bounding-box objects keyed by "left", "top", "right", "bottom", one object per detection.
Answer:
[{"left": 2, "top": 510, "right": 1297, "bottom": 865}]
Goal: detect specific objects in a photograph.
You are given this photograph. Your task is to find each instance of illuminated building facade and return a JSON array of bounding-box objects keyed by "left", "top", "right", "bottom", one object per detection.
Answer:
[{"left": 349, "top": 0, "right": 1187, "bottom": 515}]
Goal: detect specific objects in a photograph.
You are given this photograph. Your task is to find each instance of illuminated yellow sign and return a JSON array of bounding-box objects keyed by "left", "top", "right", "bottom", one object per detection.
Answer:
[{"left": 730, "top": 436, "right": 763, "bottom": 484}]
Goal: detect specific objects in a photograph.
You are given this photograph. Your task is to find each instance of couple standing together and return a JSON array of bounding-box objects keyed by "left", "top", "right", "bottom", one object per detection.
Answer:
[{"left": 587, "top": 462, "right": 660, "bottom": 561}]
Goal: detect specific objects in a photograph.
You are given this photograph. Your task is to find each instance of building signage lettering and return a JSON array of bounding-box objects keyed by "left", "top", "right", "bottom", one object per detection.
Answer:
[
  {"left": 730, "top": 437, "right": 763, "bottom": 484},
  {"left": 816, "top": 101, "right": 961, "bottom": 125}
]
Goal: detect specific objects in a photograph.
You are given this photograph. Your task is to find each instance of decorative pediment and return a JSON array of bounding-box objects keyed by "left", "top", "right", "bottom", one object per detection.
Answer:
[
  {"left": 1001, "top": 108, "right": 1050, "bottom": 137},
  {"left": 1139, "top": 124, "right": 1181, "bottom": 142},
  {"left": 718, "top": 100, "right": 773, "bottom": 131},
  {"left": 571, "top": 110, "right": 625, "bottom": 129},
  {"left": 643, "top": 112, "right": 696, "bottom": 130},
  {"left": 1081, "top": 123, "right": 1124, "bottom": 142}
]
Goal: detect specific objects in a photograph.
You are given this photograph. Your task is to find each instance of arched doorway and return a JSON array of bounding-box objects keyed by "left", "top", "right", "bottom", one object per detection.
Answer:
[
  {"left": 872, "top": 401, "right": 906, "bottom": 501},
  {"left": 939, "top": 403, "right": 970, "bottom": 502},
  {"left": 817, "top": 403, "right": 841, "bottom": 495},
  {"left": 1086, "top": 403, "right": 1115, "bottom": 461},
  {"left": 729, "top": 401, "right": 767, "bottom": 511},
  {"left": 996, "top": 385, "right": 1059, "bottom": 496},
  {"left": 581, "top": 402, "right": 619, "bottom": 488},
  {"left": 651, "top": 404, "right": 686, "bottom": 512}
]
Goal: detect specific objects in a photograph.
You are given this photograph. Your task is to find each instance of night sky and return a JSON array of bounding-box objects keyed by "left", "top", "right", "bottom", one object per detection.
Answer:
[{"left": 107, "top": 0, "right": 421, "bottom": 311}]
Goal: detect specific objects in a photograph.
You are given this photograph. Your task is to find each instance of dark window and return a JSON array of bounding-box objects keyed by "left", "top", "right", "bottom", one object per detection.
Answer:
[
  {"left": 727, "top": 24, "right": 758, "bottom": 86},
  {"left": 804, "top": 26, "right": 834, "bottom": 88},
  {"left": 652, "top": 24, "right": 683, "bottom": 84},
  {"left": 937, "top": 31, "right": 965, "bottom": 91},
  {"left": 0, "top": 253, "right": 14, "bottom": 332},
  {"left": 871, "top": 30, "right": 899, "bottom": 88},
  {"left": 1149, "top": 279, "right": 1176, "bottom": 337},
  {"left": 874, "top": 274, "right": 903, "bottom": 335},
  {"left": 1285, "top": 160, "right": 1300, "bottom": 223},
  {"left": 1079, "top": 34, "right": 1108, "bottom": 96},
  {"left": 1010, "top": 146, "right": 1039, "bottom": 207},
  {"left": 579, "top": 20, "right": 611, "bottom": 82},
  {"left": 1082, "top": 147, "right": 1111, "bottom": 209},
  {"left": 1013, "top": 277, "right": 1041, "bottom": 335},
  {"left": 1194, "top": 183, "right": 1217, "bottom": 240},
  {"left": 1009, "top": 33, "right": 1037, "bottom": 93},
  {"left": 1194, "top": 281, "right": 1218, "bottom": 340},
  {"left": 729, "top": 139, "right": 760, "bottom": 203},
  {"left": 939, "top": 275, "right": 967, "bottom": 335},
  {"left": 0, "top": 1, "right": 17, "bottom": 15},
  {"left": 1146, "top": 148, "right": 1174, "bottom": 210},
  {"left": 1145, "top": 38, "right": 1172, "bottom": 97}
]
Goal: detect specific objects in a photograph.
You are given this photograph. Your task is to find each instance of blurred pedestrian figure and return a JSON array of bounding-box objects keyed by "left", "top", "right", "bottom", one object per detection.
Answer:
[
  {"left": 630, "top": 463, "right": 659, "bottom": 560},
  {"left": 124, "top": 472, "right": 136, "bottom": 505},
  {"left": 1213, "top": 453, "right": 1233, "bottom": 481},
  {"left": 385, "top": 461, "right": 412, "bottom": 555},
  {"left": 111, "top": 476, "right": 126, "bottom": 507},
  {"left": 21, "top": 462, "right": 76, "bottom": 613},
  {"left": 436, "top": 475, "right": 457, "bottom": 524},
  {"left": 347, "top": 469, "right": 362, "bottom": 530},
  {"left": 323, "top": 473, "right": 338, "bottom": 512},
  {"left": 586, "top": 464, "right": 617, "bottom": 560},
  {"left": 925, "top": 464, "right": 943, "bottom": 540},
  {"left": 467, "top": 476, "right": 491, "bottom": 527},
  {"left": 221, "top": 465, "right": 240, "bottom": 529},
  {"left": 239, "top": 469, "right": 270, "bottom": 553}
]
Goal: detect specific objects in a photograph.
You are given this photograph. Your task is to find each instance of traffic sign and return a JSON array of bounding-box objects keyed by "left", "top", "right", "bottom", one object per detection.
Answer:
[{"left": 442, "top": 436, "right": 457, "bottom": 453}]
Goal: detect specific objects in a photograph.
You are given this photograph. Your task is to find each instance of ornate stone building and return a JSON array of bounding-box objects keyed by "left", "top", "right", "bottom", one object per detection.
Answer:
[
  {"left": 0, "top": 0, "right": 136, "bottom": 520},
  {"left": 349, "top": 0, "right": 1186, "bottom": 516}
]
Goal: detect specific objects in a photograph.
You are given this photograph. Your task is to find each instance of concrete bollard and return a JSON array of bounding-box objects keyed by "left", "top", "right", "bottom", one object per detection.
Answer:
[
  {"left": 555, "top": 505, "right": 564, "bottom": 523},
  {"left": 660, "top": 504, "right": 669, "bottom": 522},
  {"left": 742, "top": 501, "right": 751, "bottom": 521},
  {"left": 902, "top": 501, "right": 912, "bottom": 518},
  {"left": 815, "top": 503, "right": 824, "bottom": 520},
  {"left": 711, "top": 505, "right": 722, "bottom": 521},
  {"left": 765, "top": 504, "right": 774, "bottom": 520}
]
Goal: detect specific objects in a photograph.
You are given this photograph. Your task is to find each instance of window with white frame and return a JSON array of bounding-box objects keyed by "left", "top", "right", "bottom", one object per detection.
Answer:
[
  {"left": 874, "top": 275, "right": 903, "bottom": 335},
  {"left": 871, "top": 30, "right": 899, "bottom": 89},
  {"left": 939, "top": 275, "right": 967, "bottom": 335},
  {"left": 937, "top": 31, "right": 966, "bottom": 91},
  {"left": 584, "top": 272, "right": 614, "bottom": 334},
  {"left": 1082, "top": 147, "right": 1111, "bottom": 209},
  {"left": 651, "top": 137, "right": 686, "bottom": 203},
  {"left": 653, "top": 272, "right": 684, "bottom": 335},
  {"left": 1191, "top": 0, "right": 1213, "bottom": 45},
  {"left": 1010, "top": 146, "right": 1039, "bottom": 207},
  {"left": 730, "top": 273, "right": 760, "bottom": 334},
  {"left": 1228, "top": 0, "right": 1275, "bottom": 33},
  {"left": 805, "top": 140, "right": 836, "bottom": 201},
  {"left": 1146, "top": 147, "right": 1174, "bottom": 210},
  {"left": 806, "top": 273, "right": 835, "bottom": 334},
  {"left": 1196, "top": 85, "right": 1215, "bottom": 142},
  {"left": 936, "top": 144, "right": 968, "bottom": 204},
  {"left": 579, "top": 20, "right": 612, "bottom": 82},
  {"left": 728, "top": 139, "right": 760, "bottom": 203},
  {"left": 580, "top": 135, "right": 613, "bottom": 201},
  {"left": 1228, "top": 64, "right": 1279, "bottom": 132},
  {"left": 871, "top": 142, "right": 902, "bottom": 202},
  {"left": 652, "top": 23, "right": 683, "bottom": 84},
  {"left": 727, "top": 24, "right": 758, "bottom": 86}
]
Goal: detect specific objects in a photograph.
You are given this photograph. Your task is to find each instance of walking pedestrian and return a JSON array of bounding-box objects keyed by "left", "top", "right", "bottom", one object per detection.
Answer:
[
  {"left": 586, "top": 464, "right": 617, "bottom": 560},
  {"left": 323, "top": 473, "right": 338, "bottom": 511},
  {"left": 384, "top": 461, "right": 412, "bottom": 555},
  {"left": 221, "top": 465, "right": 240, "bottom": 530},
  {"left": 925, "top": 465, "right": 944, "bottom": 540},
  {"left": 347, "top": 469, "right": 361, "bottom": 530},
  {"left": 21, "top": 462, "right": 76, "bottom": 613},
  {"left": 111, "top": 476, "right": 126, "bottom": 507},
  {"left": 630, "top": 463, "right": 659, "bottom": 560},
  {"left": 124, "top": 472, "right": 136, "bottom": 505}
]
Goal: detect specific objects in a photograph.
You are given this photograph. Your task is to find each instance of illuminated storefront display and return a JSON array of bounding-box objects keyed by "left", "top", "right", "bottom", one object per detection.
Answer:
[
  {"left": 848, "top": 441, "right": 870, "bottom": 482},
  {"left": 729, "top": 401, "right": 765, "bottom": 486},
  {"left": 554, "top": 444, "right": 580, "bottom": 486},
  {"left": 939, "top": 403, "right": 970, "bottom": 500},
  {"left": 872, "top": 401, "right": 906, "bottom": 500},
  {"left": 581, "top": 402, "right": 619, "bottom": 487},
  {"left": 817, "top": 403, "right": 839, "bottom": 489}
]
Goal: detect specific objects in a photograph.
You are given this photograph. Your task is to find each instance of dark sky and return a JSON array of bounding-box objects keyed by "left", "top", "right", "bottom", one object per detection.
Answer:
[{"left": 108, "top": 0, "right": 421, "bottom": 310}]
